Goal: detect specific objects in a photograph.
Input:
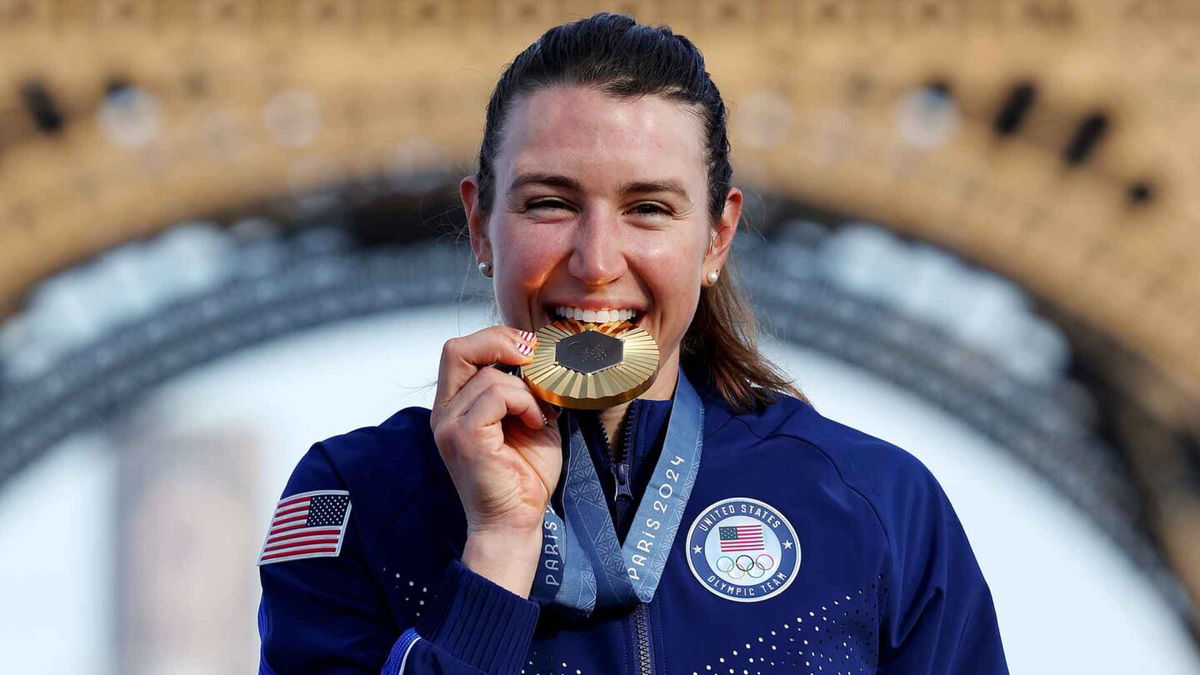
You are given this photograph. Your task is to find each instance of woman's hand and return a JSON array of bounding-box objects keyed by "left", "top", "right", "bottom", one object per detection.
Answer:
[{"left": 430, "top": 326, "right": 562, "bottom": 596}]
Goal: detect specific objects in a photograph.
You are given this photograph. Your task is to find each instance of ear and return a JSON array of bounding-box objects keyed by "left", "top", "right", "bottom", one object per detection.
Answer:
[
  {"left": 705, "top": 186, "right": 742, "bottom": 271},
  {"left": 462, "top": 175, "right": 492, "bottom": 264}
]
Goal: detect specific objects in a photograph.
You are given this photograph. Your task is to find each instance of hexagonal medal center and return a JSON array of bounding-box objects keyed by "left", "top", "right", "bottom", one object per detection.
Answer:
[{"left": 556, "top": 330, "right": 623, "bottom": 374}]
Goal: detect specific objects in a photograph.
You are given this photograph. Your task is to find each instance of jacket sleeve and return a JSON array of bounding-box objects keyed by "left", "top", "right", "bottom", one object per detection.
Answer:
[
  {"left": 875, "top": 454, "right": 1009, "bottom": 674},
  {"left": 258, "top": 442, "right": 540, "bottom": 675}
]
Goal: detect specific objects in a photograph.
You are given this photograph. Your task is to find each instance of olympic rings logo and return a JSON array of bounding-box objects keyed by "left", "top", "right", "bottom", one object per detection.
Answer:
[
  {"left": 714, "top": 553, "right": 775, "bottom": 580},
  {"left": 686, "top": 499, "right": 801, "bottom": 603}
]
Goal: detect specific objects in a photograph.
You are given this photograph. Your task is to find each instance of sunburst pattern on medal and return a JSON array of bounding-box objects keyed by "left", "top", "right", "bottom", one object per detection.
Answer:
[{"left": 523, "top": 319, "right": 659, "bottom": 409}]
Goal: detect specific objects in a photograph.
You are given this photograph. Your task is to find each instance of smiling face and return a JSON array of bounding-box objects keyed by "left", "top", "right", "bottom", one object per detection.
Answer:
[{"left": 463, "top": 85, "right": 741, "bottom": 400}]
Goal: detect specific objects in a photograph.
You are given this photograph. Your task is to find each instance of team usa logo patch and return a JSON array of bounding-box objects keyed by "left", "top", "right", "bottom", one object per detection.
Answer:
[
  {"left": 258, "top": 490, "right": 352, "bottom": 565},
  {"left": 685, "top": 497, "right": 800, "bottom": 602}
]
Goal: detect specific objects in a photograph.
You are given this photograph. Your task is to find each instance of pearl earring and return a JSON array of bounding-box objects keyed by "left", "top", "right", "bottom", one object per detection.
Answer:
[
  {"left": 706, "top": 269, "right": 720, "bottom": 284},
  {"left": 478, "top": 261, "right": 493, "bottom": 277}
]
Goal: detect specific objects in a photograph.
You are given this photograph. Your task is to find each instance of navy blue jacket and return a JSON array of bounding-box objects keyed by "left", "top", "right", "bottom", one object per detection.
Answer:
[{"left": 257, "top": 374, "right": 1008, "bottom": 674}]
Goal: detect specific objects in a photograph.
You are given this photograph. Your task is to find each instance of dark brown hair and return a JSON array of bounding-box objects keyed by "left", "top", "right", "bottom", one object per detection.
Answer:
[{"left": 474, "top": 12, "right": 808, "bottom": 412}]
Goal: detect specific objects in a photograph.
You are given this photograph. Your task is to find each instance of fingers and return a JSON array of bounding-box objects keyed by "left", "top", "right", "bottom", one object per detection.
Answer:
[
  {"left": 441, "top": 367, "right": 545, "bottom": 429},
  {"left": 460, "top": 377, "right": 548, "bottom": 433},
  {"left": 433, "top": 326, "right": 538, "bottom": 411}
]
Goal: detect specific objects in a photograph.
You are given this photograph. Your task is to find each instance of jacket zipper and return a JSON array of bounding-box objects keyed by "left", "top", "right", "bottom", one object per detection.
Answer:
[
  {"left": 611, "top": 402, "right": 638, "bottom": 526},
  {"left": 593, "top": 406, "right": 637, "bottom": 527},
  {"left": 595, "top": 406, "right": 653, "bottom": 675},
  {"left": 633, "top": 603, "right": 653, "bottom": 675}
]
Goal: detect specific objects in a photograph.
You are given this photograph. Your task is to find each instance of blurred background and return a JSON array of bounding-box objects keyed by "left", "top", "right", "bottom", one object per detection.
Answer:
[{"left": 0, "top": 1, "right": 1198, "bottom": 673}]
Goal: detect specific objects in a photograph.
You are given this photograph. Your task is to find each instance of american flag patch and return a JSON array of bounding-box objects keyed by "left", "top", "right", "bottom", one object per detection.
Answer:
[
  {"left": 257, "top": 490, "right": 352, "bottom": 565},
  {"left": 719, "top": 524, "right": 764, "bottom": 552}
]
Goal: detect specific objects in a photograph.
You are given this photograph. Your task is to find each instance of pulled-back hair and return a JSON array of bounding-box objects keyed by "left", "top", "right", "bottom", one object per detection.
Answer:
[{"left": 474, "top": 12, "right": 808, "bottom": 412}]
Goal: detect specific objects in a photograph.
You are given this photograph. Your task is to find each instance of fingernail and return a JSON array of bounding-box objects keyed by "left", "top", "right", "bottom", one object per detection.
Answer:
[
  {"left": 516, "top": 341, "right": 533, "bottom": 356},
  {"left": 540, "top": 411, "right": 549, "bottom": 426}
]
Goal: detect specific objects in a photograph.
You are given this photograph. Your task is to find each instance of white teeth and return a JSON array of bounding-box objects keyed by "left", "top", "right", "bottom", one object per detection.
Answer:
[{"left": 553, "top": 306, "right": 640, "bottom": 322}]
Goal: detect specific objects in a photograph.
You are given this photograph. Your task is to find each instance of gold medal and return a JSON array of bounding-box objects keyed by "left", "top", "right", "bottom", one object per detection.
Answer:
[{"left": 522, "top": 318, "right": 660, "bottom": 409}]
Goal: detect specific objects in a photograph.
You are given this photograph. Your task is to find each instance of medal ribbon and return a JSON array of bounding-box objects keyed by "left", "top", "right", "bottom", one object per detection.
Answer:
[{"left": 530, "top": 366, "right": 704, "bottom": 614}]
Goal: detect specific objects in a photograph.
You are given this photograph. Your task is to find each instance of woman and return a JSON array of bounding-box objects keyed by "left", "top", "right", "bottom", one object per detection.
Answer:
[{"left": 257, "top": 13, "right": 1007, "bottom": 675}]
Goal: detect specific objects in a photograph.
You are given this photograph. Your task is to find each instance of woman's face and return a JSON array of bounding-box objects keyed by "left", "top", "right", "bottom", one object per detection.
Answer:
[{"left": 463, "top": 85, "right": 740, "bottom": 399}]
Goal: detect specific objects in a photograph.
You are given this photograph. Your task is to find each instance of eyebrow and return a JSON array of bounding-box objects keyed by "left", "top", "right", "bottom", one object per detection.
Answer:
[{"left": 508, "top": 172, "right": 692, "bottom": 204}]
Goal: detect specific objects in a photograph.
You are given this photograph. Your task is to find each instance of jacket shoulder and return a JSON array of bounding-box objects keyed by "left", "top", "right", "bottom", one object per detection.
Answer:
[
  {"left": 773, "top": 398, "right": 939, "bottom": 497},
  {"left": 747, "top": 396, "right": 987, "bottom": 603},
  {"left": 281, "top": 406, "right": 457, "bottom": 553},
  {"left": 320, "top": 406, "right": 443, "bottom": 486},
  {"left": 714, "top": 391, "right": 948, "bottom": 540}
]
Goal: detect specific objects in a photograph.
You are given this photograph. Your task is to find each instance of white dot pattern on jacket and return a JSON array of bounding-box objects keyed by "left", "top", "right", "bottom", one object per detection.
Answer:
[
  {"left": 687, "top": 578, "right": 886, "bottom": 675},
  {"left": 524, "top": 647, "right": 587, "bottom": 675},
  {"left": 519, "top": 578, "right": 885, "bottom": 675},
  {"left": 382, "top": 566, "right": 429, "bottom": 622}
]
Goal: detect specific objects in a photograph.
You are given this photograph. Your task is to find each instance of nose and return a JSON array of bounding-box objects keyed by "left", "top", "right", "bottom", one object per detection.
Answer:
[{"left": 567, "top": 209, "right": 627, "bottom": 286}]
